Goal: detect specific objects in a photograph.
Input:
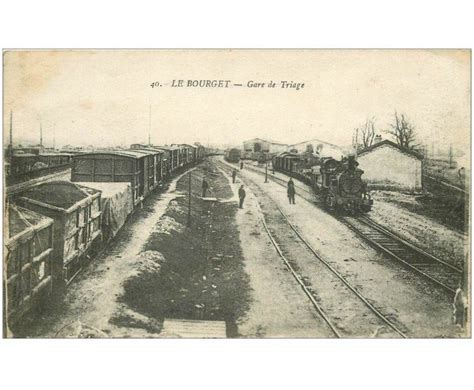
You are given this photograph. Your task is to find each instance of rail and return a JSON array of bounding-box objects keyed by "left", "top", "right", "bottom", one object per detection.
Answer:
[
  {"left": 217, "top": 158, "right": 408, "bottom": 338},
  {"left": 222, "top": 157, "right": 462, "bottom": 297}
]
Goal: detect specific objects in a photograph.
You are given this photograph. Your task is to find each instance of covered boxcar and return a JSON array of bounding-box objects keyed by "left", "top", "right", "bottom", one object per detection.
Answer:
[
  {"left": 194, "top": 143, "right": 205, "bottom": 160},
  {"left": 9, "top": 153, "right": 39, "bottom": 175},
  {"left": 71, "top": 151, "right": 150, "bottom": 206},
  {"left": 154, "top": 146, "right": 180, "bottom": 172},
  {"left": 4, "top": 205, "right": 54, "bottom": 325},
  {"left": 173, "top": 144, "right": 189, "bottom": 167},
  {"left": 129, "top": 146, "right": 165, "bottom": 184},
  {"left": 16, "top": 181, "right": 102, "bottom": 288},
  {"left": 180, "top": 144, "right": 197, "bottom": 165},
  {"left": 128, "top": 149, "right": 162, "bottom": 193},
  {"left": 38, "top": 152, "right": 73, "bottom": 167},
  {"left": 225, "top": 148, "right": 241, "bottom": 163}
]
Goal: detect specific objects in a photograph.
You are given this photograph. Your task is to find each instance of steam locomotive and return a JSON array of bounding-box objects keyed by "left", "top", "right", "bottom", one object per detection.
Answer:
[
  {"left": 273, "top": 153, "right": 373, "bottom": 214},
  {"left": 317, "top": 156, "right": 372, "bottom": 213}
]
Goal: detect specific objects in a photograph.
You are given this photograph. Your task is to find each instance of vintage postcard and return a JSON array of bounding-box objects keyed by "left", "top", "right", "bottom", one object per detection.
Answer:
[{"left": 2, "top": 49, "right": 470, "bottom": 338}]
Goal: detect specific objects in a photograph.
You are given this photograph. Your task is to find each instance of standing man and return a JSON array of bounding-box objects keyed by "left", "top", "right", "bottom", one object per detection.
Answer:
[
  {"left": 202, "top": 178, "right": 209, "bottom": 198},
  {"left": 240, "top": 161, "right": 244, "bottom": 170},
  {"left": 287, "top": 178, "right": 296, "bottom": 204},
  {"left": 232, "top": 169, "right": 237, "bottom": 183},
  {"left": 238, "top": 185, "right": 246, "bottom": 209}
]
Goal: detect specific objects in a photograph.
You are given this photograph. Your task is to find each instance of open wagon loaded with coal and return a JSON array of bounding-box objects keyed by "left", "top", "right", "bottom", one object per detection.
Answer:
[
  {"left": 4, "top": 205, "right": 54, "bottom": 327},
  {"left": 15, "top": 181, "right": 102, "bottom": 290}
]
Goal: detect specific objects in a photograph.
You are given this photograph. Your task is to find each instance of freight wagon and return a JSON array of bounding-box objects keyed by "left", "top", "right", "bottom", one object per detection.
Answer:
[
  {"left": 5, "top": 205, "right": 54, "bottom": 326},
  {"left": 71, "top": 151, "right": 151, "bottom": 206},
  {"left": 16, "top": 181, "right": 102, "bottom": 288},
  {"left": 224, "top": 148, "right": 241, "bottom": 163}
]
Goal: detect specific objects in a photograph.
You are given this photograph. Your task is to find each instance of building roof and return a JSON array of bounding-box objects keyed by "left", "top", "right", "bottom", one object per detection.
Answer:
[
  {"left": 289, "top": 138, "right": 344, "bottom": 151},
  {"left": 243, "top": 138, "right": 287, "bottom": 146},
  {"left": 358, "top": 140, "right": 423, "bottom": 160}
]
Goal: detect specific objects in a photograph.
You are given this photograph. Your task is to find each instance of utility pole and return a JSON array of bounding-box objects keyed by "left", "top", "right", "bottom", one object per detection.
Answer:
[
  {"left": 8, "top": 111, "right": 13, "bottom": 159},
  {"left": 148, "top": 103, "right": 152, "bottom": 146},
  {"left": 265, "top": 158, "right": 268, "bottom": 183},
  {"left": 40, "top": 122, "right": 43, "bottom": 147},
  {"left": 9, "top": 111, "right": 13, "bottom": 147},
  {"left": 449, "top": 143, "right": 454, "bottom": 169},
  {"left": 187, "top": 172, "right": 192, "bottom": 227}
]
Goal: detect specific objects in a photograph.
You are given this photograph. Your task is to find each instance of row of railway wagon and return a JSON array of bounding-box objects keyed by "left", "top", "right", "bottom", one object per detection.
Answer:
[
  {"left": 273, "top": 152, "right": 373, "bottom": 213},
  {"left": 4, "top": 143, "right": 206, "bottom": 328},
  {"left": 4, "top": 147, "right": 74, "bottom": 186},
  {"left": 225, "top": 148, "right": 274, "bottom": 163}
]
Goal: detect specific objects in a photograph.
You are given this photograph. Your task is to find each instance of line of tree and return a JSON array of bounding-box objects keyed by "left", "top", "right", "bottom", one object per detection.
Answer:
[
  {"left": 353, "top": 111, "right": 420, "bottom": 152},
  {"left": 353, "top": 117, "right": 377, "bottom": 149},
  {"left": 386, "top": 111, "right": 418, "bottom": 150}
]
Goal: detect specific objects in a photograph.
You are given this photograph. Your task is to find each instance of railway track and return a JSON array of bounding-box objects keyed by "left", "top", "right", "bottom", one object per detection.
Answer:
[
  {"left": 224, "top": 158, "right": 462, "bottom": 298},
  {"left": 341, "top": 215, "right": 462, "bottom": 296},
  {"left": 217, "top": 159, "right": 408, "bottom": 338}
]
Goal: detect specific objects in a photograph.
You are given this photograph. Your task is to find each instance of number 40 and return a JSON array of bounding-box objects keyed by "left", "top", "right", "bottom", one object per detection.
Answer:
[{"left": 150, "top": 82, "right": 161, "bottom": 88}]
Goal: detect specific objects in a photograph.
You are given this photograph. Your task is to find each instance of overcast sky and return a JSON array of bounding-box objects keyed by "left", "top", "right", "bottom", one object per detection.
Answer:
[{"left": 3, "top": 50, "right": 470, "bottom": 154}]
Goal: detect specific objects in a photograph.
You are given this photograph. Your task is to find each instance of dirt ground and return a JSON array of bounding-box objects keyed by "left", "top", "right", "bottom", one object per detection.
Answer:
[
  {"left": 10, "top": 168, "right": 203, "bottom": 337},
  {"left": 225, "top": 158, "right": 466, "bottom": 338},
  {"left": 370, "top": 191, "right": 467, "bottom": 269},
  {"left": 215, "top": 165, "right": 334, "bottom": 338},
  {"left": 14, "top": 160, "right": 334, "bottom": 338},
  {"left": 10, "top": 158, "right": 467, "bottom": 338},
  {"left": 118, "top": 161, "right": 251, "bottom": 337},
  {"left": 244, "top": 161, "right": 467, "bottom": 273}
]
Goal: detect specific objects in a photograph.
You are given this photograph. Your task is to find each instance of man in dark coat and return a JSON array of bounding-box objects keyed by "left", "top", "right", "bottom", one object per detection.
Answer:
[
  {"left": 232, "top": 169, "right": 237, "bottom": 183},
  {"left": 287, "top": 178, "right": 296, "bottom": 204},
  {"left": 238, "top": 185, "right": 246, "bottom": 209},
  {"left": 240, "top": 161, "right": 244, "bottom": 170},
  {"left": 202, "top": 179, "right": 209, "bottom": 198}
]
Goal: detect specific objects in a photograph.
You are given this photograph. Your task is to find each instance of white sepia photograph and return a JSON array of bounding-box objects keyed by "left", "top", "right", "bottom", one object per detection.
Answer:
[{"left": 2, "top": 49, "right": 471, "bottom": 339}]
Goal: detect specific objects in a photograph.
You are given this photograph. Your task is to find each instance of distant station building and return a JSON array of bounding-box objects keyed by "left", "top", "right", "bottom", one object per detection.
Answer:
[
  {"left": 242, "top": 138, "right": 287, "bottom": 159},
  {"left": 287, "top": 138, "right": 346, "bottom": 159},
  {"left": 357, "top": 139, "right": 423, "bottom": 191}
]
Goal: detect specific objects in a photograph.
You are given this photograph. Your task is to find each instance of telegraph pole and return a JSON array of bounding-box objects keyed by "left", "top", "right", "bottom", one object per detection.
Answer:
[
  {"left": 8, "top": 111, "right": 13, "bottom": 159},
  {"left": 148, "top": 103, "right": 152, "bottom": 146},
  {"left": 449, "top": 144, "right": 454, "bottom": 168},
  {"left": 9, "top": 111, "right": 13, "bottom": 147},
  {"left": 265, "top": 159, "right": 268, "bottom": 183},
  {"left": 40, "top": 122, "right": 43, "bottom": 147},
  {"left": 187, "top": 172, "right": 192, "bottom": 227}
]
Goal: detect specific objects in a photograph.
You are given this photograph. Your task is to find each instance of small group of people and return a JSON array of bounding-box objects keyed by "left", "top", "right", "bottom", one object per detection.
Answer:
[
  {"left": 201, "top": 168, "right": 246, "bottom": 209},
  {"left": 202, "top": 164, "right": 295, "bottom": 211}
]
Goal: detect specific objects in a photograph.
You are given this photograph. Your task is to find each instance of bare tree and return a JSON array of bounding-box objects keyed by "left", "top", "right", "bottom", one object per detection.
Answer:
[
  {"left": 354, "top": 118, "right": 376, "bottom": 149},
  {"left": 387, "top": 111, "right": 418, "bottom": 150}
]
